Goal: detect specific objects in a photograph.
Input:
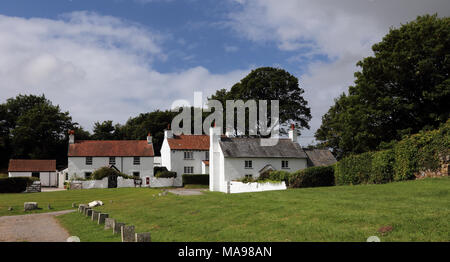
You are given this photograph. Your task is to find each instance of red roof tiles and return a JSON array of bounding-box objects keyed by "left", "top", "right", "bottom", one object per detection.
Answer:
[
  {"left": 68, "top": 140, "right": 154, "bottom": 157},
  {"left": 167, "top": 135, "right": 209, "bottom": 150},
  {"left": 8, "top": 159, "right": 56, "bottom": 172}
]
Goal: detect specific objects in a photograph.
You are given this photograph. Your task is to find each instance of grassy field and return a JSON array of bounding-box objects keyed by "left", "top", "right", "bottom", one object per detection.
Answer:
[{"left": 1, "top": 178, "right": 449, "bottom": 241}]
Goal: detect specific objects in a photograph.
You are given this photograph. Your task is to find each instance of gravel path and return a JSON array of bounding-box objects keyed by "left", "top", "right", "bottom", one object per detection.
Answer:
[
  {"left": 167, "top": 188, "right": 206, "bottom": 196},
  {"left": 0, "top": 210, "right": 76, "bottom": 242}
]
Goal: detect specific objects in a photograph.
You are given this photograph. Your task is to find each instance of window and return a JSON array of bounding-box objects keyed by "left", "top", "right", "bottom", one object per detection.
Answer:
[
  {"left": 184, "top": 151, "right": 194, "bottom": 159},
  {"left": 65, "top": 173, "right": 69, "bottom": 180},
  {"left": 109, "top": 157, "right": 116, "bottom": 165},
  {"left": 86, "top": 156, "right": 93, "bottom": 165},
  {"left": 184, "top": 166, "right": 194, "bottom": 174},
  {"left": 282, "top": 160, "right": 289, "bottom": 169},
  {"left": 245, "top": 174, "right": 253, "bottom": 179},
  {"left": 85, "top": 172, "right": 92, "bottom": 179},
  {"left": 31, "top": 172, "right": 40, "bottom": 178},
  {"left": 133, "top": 157, "right": 140, "bottom": 165},
  {"left": 133, "top": 172, "right": 140, "bottom": 178},
  {"left": 245, "top": 160, "right": 253, "bottom": 169},
  {"left": 205, "top": 151, "right": 209, "bottom": 160}
]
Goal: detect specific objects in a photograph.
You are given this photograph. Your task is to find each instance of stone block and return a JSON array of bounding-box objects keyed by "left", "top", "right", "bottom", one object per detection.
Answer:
[
  {"left": 104, "top": 218, "right": 115, "bottom": 230},
  {"left": 72, "top": 202, "right": 77, "bottom": 208},
  {"left": 121, "top": 225, "right": 135, "bottom": 242},
  {"left": 86, "top": 209, "right": 93, "bottom": 217},
  {"left": 135, "top": 232, "right": 151, "bottom": 242},
  {"left": 92, "top": 211, "right": 100, "bottom": 221},
  {"left": 98, "top": 213, "right": 109, "bottom": 224},
  {"left": 113, "top": 221, "right": 125, "bottom": 234},
  {"left": 24, "top": 202, "right": 38, "bottom": 211}
]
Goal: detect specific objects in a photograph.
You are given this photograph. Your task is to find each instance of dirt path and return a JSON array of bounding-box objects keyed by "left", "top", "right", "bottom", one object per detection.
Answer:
[
  {"left": 0, "top": 210, "right": 76, "bottom": 242},
  {"left": 167, "top": 188, "right": 206, "bottom": 196}
]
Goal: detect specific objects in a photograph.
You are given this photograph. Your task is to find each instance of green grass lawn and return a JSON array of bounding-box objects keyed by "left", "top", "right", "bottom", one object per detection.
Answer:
[{"left": 1, "top": 178, "right": 449, "bottom": 241}]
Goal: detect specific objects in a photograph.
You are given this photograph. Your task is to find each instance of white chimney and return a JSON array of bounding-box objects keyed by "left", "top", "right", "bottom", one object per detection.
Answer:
[
  {"left": 69, "top": 130, "right": 75, "bottom": 144},
  {"left": 164, "top": 124, "right": 173, "bottom": 139},
  {"left": 147, "top": 132, "right": 152, "bottom": 144},
  {"left": 288, "top": 124, "right": 298, "bottom": 143}
]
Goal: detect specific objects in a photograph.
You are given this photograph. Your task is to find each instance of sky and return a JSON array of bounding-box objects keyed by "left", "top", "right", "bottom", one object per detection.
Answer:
[{"left": 1, "top": 0, "right": 449, "bottom": 145}]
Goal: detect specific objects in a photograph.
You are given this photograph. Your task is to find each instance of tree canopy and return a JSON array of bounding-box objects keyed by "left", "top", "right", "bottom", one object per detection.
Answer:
[{"left": 315, "top": 14, "right": 450, "bottom": 159}]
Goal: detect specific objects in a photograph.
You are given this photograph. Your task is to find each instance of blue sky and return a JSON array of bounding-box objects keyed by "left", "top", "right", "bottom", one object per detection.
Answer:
[{"left": 0, "top": 0, "right": 449, "bottom": 145}]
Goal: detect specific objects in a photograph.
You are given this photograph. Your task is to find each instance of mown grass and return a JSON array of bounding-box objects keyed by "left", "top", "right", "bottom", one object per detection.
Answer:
[{"left": 1, "top": 178, "right": 449, "bottom": 241}]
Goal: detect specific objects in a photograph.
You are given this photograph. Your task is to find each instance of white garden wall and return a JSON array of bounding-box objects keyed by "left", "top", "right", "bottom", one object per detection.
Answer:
[
  {"left": 149, "top": 177, "right": 176, "bottom": 187},
  {"left": 72, "top": 177, "right": 108, "bottom": 189},
  {"left": 117, "top": 177, "right": 136, "bottom": 188},
  {"left": 227, "top": 181, "right": 287, "bottom": 194}
]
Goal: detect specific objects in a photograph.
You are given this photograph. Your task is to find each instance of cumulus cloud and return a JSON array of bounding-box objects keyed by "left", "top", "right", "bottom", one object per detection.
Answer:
[
  {"left": 228, "top": 0, "right": 450, "bottom": 145},
  {"left": 0, "top": 12, "right": 247, "bottom": 130}
]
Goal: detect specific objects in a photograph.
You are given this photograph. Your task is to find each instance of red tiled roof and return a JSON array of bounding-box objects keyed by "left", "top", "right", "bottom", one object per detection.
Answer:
[
  {"left": 202, "top": 160, "right": 209, "bottom": 166},
  {"left": 68, "top": 140, "right": 154, "bottom": 157},
  {"left": 167, "top": 135, "right": 209, "bottom": 150},
  {"left": 8, "top": 159, "right": 56, "bottom": 172}
]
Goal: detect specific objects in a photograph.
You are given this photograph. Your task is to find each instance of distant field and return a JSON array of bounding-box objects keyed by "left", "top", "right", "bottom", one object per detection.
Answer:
[{"left": 1, "top": 178, "right": 449, "bottom": 241}]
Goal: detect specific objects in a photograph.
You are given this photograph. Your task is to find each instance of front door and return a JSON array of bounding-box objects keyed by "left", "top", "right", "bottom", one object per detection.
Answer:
[{"left": 108, "top": 174, "right": 118, "bottom": 188}]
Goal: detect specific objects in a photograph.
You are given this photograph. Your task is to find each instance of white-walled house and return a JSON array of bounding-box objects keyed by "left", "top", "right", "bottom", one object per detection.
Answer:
[
  {"left": 209, "top": 126, "right": 309, "bottom": 193},
  {"left": 8, "top": 159, "right": 58, "bottom": 187},
  {"left": 67, "top": 131, "right": 155, "bottom": 187},
  {"left": 160, "top": 129, "right": 209, "bottom": 186}
]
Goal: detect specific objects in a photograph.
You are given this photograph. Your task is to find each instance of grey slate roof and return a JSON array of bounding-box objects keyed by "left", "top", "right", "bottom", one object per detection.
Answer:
[
  {"left": 304, "top": 149, "right": 337, "bottom": 167},
  {"left": 219, "top": 137, "right": 307, "bottom": 158}
]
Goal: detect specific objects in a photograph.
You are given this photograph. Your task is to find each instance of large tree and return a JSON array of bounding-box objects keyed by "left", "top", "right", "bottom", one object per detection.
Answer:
[
  {"left": 210, "top": 67, "right": 311, "bottom": 135},
  {"left": 316, "top": 14, "right": 450, "bottom": 159},
  {"left": 1, "top": 94, "right": 77, "bottom": 168}
]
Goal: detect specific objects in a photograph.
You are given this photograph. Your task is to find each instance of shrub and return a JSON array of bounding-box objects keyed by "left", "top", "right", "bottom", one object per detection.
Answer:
[
  {"left": 155, "top": 171, "right": 177, "bottom": 178},
  {"left": 289, "top": 166, "right": 335, "bottom": 188},
  {"left": 154, "top": 166, "right": 168, "bottom": 174},
  {"left": 182, "top": 174, "right": 209, "bottom": 185},
  {"left": 370, "top": 149, "right": 395, "bottom": 184},
  {"left": 0, "top": 177, "right": 38, "bottom": 193},
  {"left": 258, "top": 170, "right": 291, "bottom": 185},
  {"left": 334, "top": 152, "right": 373, "bottom": 185},
  {"left": 91, "top": 167, "right": 133, "bottom": 180},
  {"left": 393, "top": 120, "right": 449, "bottom": 181}
]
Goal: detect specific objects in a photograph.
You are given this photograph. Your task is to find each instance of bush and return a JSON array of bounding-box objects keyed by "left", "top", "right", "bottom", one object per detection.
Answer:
[
  {"left": 258, "top": 170, "right": 291, "bottom": 185},
  {"left": 0, "top": 177, "right": 38, "bottom": 193},
  {"left": 289, "top": 166, "right": 335, "bottom": 188},
  {"left": 393, "top": 120, "right": 449, "bottom": 181},
  {"left": 154, "top": 166, "right": 168, "bottom": 174},
  {"left": 91, "top": 167, "right": 133, "bottom": 180},
  {"left": 370, "top": 149, "right": 395, "bottom": 184},
  {"left": 155, "top": 171, "right": 177, "bottom": 178},
  {"left": 334, "top": 152, "right": 373, "bottom": 185},
  {"left": 182, "top": 174, "right": 209, "bottom": 185}
]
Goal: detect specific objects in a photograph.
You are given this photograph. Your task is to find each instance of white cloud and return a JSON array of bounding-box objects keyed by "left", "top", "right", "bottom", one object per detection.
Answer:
[
  {"left": 228, "top": 0, "right": 450, "bottom": 145},
  {"left": 0, "top": 12, "right": 247, "bottom": 130},
  {"left": 224, "top": 44, "right": 239, "bottom": 53}
]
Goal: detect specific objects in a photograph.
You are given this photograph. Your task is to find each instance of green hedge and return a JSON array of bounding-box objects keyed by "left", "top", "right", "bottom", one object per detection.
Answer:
[
  {"left": 155, "top": 171, "right": 177, "bottom": 178},
  {"left": 91, "top": 167, "right": 133, "bottom": 180},
  {"left": 289, "top": 165, "right": 335, "bottom": 188},
  {"left": 370, "top": 149, "right": 395, "bottom": 184},
  {"left": 0, "top": 177, "right": 39, "bottom": 193},
  {"left": 258, "top": 170, "right": 291, "bottom": 185},
  {"left": 154, "top": 166, "right": 168, "bottom": 174},
  {"left": 335, "top": 152, "right": 373, "bottom": 186},
  {"left": 182, "top": 174, "right": 209, "bottom": 185}
]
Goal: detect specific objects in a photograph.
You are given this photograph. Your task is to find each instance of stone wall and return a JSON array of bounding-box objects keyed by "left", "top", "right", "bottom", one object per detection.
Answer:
[
  {"left": 117, "top": 177, "right": 135, "bottom": 188},
  {"left": 71, "top": 177, "right": 108, "bottom": 189},
  {"left": 150, "top": 177, "right": 177, "bottom": 187},
  {"left": 415, "top": 154, "right": 450, "bottom": 179}
]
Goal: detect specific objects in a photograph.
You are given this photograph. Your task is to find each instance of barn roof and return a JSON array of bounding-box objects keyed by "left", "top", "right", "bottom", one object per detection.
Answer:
[
  {"left": 8, "top": 159, "right": 56, "bottom": 172},
  {"left": 68, "top": 140, "right": 154, "bottom": 157},
  {"left": 219, "top": 137, "right": 307, "bottom": 158},
  {"left": 304, "top": 149, "right": 337, "bottom": 166},
  {"left": 167, "top": 135, "right": 209, "bottom": 150}
]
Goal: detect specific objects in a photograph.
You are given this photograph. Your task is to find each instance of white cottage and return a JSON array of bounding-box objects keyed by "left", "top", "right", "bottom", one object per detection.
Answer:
[
  {"left": 160, "top": 128, "right": 209, "bottom": 186},
  {"left": 67, "top": 130, "right": 155, "bottom": 186},
  {"left": 209, "top": 126, "right": 309, "bottom": 193},
  {"left": 8, "top": 159, "right": 58, "bottom": 187}
]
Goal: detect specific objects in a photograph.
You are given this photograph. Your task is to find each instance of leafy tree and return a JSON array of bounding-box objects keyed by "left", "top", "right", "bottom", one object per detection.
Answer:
[
  {"left": 1, "top": 94, "right": 76, "bottom": 167},
  {"left": 210, "top": 67, "right": 311, "bottom": 135},
  {"left": 316, "top": 14, "right": 450, "bottom": 159},
  {"left": 92, "top": 120, "right": 123, "bottom": 140}
]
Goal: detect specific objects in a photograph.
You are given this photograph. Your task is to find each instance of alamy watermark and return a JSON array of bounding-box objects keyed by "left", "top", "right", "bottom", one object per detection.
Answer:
[{"left": 170, "top": 91, "right": 282, "bottom": 146}]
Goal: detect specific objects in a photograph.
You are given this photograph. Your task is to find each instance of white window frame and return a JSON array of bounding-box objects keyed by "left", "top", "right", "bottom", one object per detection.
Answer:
[
  {"left": 184, "top": 166, "right": 194, "bottom": 174},
  {"left": 282, "top": 160, "right": 289, "bottom": 169},
  {"left": 133, "top": 156, "right": 140, "bottom": 165},
  {"left": 245, "top": 160, "right": 253, "bottom": 169},
  {"left": 86, "top": 156, "right": 93, "bottom": 165},
  {"left": 109, "top": 157, "right": 116, "bottom": 165},
  {"left": 184, "top": 151, "right": 194, "bottom": 160}
]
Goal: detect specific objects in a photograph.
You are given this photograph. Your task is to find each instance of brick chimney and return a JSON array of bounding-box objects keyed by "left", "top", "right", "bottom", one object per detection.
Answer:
[
  {"left": 147, "top": 132, "right": 152, "bottom": 144},
  {"left": 164, "top": 124, "right": 173, "bottom": 139}
]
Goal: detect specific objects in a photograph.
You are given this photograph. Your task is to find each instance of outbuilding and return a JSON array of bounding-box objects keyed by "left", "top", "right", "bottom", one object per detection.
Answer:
[{"left": 8, "top": 159, "right": 58, "bottom": 187}]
